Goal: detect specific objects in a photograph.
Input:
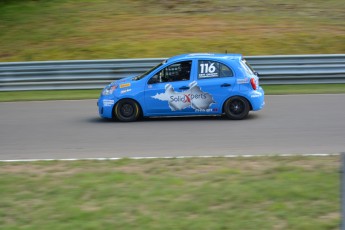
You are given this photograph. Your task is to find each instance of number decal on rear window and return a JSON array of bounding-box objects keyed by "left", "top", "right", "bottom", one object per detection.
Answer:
[{"left": 198, "top": 60, "right": 233, "bottom": 79}]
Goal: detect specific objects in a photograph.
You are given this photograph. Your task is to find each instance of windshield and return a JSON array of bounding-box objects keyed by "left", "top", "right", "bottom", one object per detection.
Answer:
[{"left": 133, "top": 61, "right": 165, "bottom": 80}]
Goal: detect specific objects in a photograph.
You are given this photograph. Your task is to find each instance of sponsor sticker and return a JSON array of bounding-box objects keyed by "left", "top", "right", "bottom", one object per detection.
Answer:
[
  {"left": 121, "top": 89, "right": 132, "bottom": 94},
  {"left": 195, "top": 108, "right": 214, "bottom": 112},
  {"left": 237, "top": 78, "right": 249, "bottom": 84},
  {"left": 103, "top": 99, "right": 115, "bottom": 107},
  {"left": 151, "top": 81, "right": 215, "bottom": 111},
  {"left": 120, "top": 83, "right": 131, "bottom": 88},
  {"left": 251, "top": 91, "right": 263, "bottom": 98}
]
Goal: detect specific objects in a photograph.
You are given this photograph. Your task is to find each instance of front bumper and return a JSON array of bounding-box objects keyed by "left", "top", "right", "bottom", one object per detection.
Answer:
[{"left": 97, "top": 96, "right": 117, "bottom": 119}]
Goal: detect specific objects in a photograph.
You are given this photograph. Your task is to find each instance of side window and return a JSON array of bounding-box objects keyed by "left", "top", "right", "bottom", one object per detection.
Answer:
[
  {"left": 148, "top": 61, "right": 192, "bottom": 84},
  {"left": 198, "top": 60, "right": 233, "bottom": 79},
  {"left": 240, "top": 59, "right": 255, "bottom": 75}
]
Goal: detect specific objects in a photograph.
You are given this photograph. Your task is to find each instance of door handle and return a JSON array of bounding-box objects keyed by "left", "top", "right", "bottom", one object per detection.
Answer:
[
  {"left": 179, "top": 86, "right": 189, "bottom": 90},
  {"left": 221, "top": 83, "right": 231, "bottom": 87}
]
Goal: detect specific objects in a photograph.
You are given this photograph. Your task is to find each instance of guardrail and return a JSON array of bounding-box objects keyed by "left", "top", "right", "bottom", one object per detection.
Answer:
[{"left": 1, "top": 54, "right": 345, "bottom": 91}]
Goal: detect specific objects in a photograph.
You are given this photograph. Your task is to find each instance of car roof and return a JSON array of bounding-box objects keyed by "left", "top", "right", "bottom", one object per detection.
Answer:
[{"left": 166, "top": 53, "right": 243, "bottom": 63}]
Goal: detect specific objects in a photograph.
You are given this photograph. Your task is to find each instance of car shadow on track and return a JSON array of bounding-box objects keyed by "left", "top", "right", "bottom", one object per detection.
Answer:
[{"left": 86, "top": 113, "right": 260, "bottom": 123}]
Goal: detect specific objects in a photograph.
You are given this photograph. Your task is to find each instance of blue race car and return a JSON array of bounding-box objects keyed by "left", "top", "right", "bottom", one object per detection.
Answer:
[{"left": 98, "top": 53, "right": 265, "bottom": 121}]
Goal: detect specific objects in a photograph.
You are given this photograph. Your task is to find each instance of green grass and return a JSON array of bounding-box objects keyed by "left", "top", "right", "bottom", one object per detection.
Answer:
[
  {"left": 0, "top": 0, "right": 344, "bottom": 62},
  {"left": 0, "top": 89, "right": 101, "bottom": 102},
  {"left": 263, "top": 84, "right": 345, "bottom": 95},
  {"left": 0, "top": 84, "right": 344, "bottom": 102},
  {"left": 0, "top": 156, "right": 340, "bottom": 230}
]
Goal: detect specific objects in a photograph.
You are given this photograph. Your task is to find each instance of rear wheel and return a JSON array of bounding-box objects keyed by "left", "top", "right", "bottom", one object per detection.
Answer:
[
  {"left": 223, "top": 96, "right": 250, "bottom": 120},
  {"left": 113, "top": 99, "right": 140, "bottom": 122}
]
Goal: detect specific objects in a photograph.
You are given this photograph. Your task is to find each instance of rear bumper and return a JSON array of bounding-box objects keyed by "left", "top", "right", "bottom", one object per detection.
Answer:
[{"left": 249, "top": 87, "right": 265, "bottom": 111}]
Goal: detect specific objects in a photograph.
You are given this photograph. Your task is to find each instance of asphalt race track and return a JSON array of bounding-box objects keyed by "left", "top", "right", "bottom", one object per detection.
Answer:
[{"left": 0, "top": 94, "right": 344, "bottom": 161}]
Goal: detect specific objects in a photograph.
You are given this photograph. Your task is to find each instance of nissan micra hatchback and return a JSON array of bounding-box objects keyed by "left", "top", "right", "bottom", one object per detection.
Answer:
[{"left": 98, "top": 53, "right": 265, "bottom": 121}]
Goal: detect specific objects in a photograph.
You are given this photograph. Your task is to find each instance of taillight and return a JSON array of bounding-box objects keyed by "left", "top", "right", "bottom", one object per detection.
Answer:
[{"left": 250, "top": 78, "right": 257, "bottom": 90}]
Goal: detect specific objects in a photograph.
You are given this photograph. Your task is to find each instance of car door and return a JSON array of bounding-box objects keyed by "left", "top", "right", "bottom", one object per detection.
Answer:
[
  {"left": 144, "top": 60, "right": 195, "bottom": 116},
  {"left": 195, "top": 59, "right": 236, "bottom": 112}
]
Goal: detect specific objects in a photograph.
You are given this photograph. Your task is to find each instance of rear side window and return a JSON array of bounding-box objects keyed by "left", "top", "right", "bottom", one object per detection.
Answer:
[
  {"left": 198, "top": 60, "right": 233, "bottom": 79},
  {"left": 240, "top": 59, "right": 255, "bottom": 75}
]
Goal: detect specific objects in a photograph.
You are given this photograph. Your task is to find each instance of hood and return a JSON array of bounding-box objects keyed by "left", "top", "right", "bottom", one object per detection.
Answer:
[{"left": 109, "top": 75, "right": 135, "bottom": 87}]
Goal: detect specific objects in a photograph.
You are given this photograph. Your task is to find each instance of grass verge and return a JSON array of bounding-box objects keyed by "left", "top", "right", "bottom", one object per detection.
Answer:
[
  {"left": 0, "top": 89, "right": 100, "bottom": 102},
  {"left": 0, "top": 155, "right": 340, "bottom": 230},
  {"left": 0, "top": 84, "right": 344, "bottom": 102},
  {"left": 0, "top": 0, "right": 344, "bottom": 61},
  {"left": 262, "top": 84, "right": 345, "bottom": 95}
]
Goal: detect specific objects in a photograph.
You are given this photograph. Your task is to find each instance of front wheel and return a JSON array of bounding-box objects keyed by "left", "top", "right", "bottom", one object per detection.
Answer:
[
  {"left": 223, "top": 96, "right": 250, "bottom": 120},
  {"left": 113, "top": 99, "right": 141, "bottom": 122}
]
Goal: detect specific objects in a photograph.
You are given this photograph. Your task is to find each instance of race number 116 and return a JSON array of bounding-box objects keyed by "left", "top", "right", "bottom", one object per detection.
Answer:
[{"left": 200, "top": 63, "right": 216, "bottom": 74}]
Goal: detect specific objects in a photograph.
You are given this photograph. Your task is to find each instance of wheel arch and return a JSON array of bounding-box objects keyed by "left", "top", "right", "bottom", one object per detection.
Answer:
[
  {"left": 222, "top": 95, "right": 253, "bottom": 113},
  {"left": 112, "top": 97, "right": 144, "bottom": 119}
]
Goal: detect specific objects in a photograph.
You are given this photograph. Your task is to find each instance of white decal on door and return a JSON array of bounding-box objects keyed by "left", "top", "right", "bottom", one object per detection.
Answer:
[{"left": 152, "top": 81, "right": 215, "bottom": 111}]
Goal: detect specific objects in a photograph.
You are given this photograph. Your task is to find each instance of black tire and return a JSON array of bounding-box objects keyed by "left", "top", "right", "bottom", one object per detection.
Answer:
[
  {"left": 223, "top": 96, "right": 250, "bottom": 120},
  {"left": 113, "top": 99, "right": 141, "bottom": 122}
]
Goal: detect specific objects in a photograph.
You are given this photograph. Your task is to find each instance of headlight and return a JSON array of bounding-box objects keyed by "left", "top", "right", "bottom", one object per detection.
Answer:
[{"left": 102, "top": 85, "right": 117, "bottom": 95}]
